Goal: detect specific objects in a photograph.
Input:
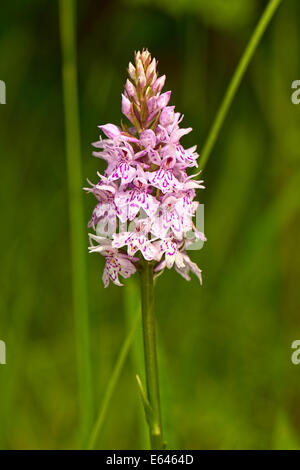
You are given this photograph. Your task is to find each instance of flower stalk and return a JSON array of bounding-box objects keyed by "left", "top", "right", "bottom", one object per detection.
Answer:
[{"left": 139, "top": 262, "right": 164, "bottom": 449}]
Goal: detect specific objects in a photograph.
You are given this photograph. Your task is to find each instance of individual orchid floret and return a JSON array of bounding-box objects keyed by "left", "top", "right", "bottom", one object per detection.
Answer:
[
  {"left": 155, "top": 238, "right": 185, "bottom": 270},
  {"left": 89, "top": 234, "right": 138, "bottom": 287},
  {"left": 86, "top": 49, "right": 206, "bottom": 287},
  {"left": 114, "top": 170, "right": 159, "bottom": 223}
]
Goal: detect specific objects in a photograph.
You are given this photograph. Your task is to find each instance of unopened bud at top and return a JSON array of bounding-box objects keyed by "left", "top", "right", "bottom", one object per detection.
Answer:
[
  {"left": 152, "top": 75, "right": 166, "bottom": 94},
  {"left": 128, "top": 62, "right": 136, "bottom": 81},
  {"left": 141, "top": 49, "right": 151, "bottom": 65},
  {"left": 125, "top": 79, "right": 137, "bottom": 101},
  {"left": 136, "top": 59, "right": 146, "bottom": 88},
  {"left": 121, "top": 94, "right": 132, "bottom": 122},
  {"left": 122, "top": 50, "right": 171, "bottom": 131},
  {"left": 146, "top": 58, "right": 157, "bottom": 83}
]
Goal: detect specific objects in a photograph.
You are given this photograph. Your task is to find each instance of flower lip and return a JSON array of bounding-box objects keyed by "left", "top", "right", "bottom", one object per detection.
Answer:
[{"left": 162, "top": 155, "right": 176, "bottom": 170}]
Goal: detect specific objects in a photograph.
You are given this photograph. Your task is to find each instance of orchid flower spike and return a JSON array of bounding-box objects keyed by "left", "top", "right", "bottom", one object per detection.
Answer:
[{"left": 87, "top": 48, "right": 206, "bottom": 287}]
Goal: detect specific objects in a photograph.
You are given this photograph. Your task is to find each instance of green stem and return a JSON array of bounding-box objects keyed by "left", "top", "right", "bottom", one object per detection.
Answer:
[
  {"left": 199, "top": 0, "right": 283, "bottom": 169},
  {"left": 124, "top": 279, "right": 149, "bottom": 449},
  {"left": 87, "top": 308, "right": 141, "bottom": 450},
  {"left": 140, "top": 263, "right": 164, "bottom": 449},
  {"left": 59, "top": 0, "right": 93, "bottom": 446}
]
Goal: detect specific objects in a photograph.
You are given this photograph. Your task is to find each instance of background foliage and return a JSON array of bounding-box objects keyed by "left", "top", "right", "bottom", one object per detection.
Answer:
[{"left": 1, "top": 0, "right": 300, "bottom": 449}]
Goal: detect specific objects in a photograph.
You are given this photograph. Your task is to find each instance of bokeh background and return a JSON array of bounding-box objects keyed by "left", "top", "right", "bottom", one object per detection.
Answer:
[{"left": 1, "top": 0, "right": 300, "bottom": 450}]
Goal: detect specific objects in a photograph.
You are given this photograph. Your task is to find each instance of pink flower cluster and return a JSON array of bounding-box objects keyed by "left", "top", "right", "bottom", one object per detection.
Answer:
[{"left": 86, "top": 50, "right": 206, "bottom": 287}]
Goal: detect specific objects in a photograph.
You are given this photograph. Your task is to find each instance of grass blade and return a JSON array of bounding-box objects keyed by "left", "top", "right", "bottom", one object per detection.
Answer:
[
  {"left": 88, "top": 309, "right": 140, "bottom": 449},
  {"left": 59, "top": 0, "right": 93, "bottom": 447},
  {"left": 199, "top": 0, "right": 283, "bottom": 169}
]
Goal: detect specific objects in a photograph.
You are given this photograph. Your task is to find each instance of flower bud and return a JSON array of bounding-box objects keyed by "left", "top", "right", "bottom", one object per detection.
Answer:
[
  {"left": 148, "top": 72, "right": 157, "bottom": 87},
  {"left": 121, "top": 93, "right": 132, "bottom": 122},
  {"left": 147, "top": 96, "right": 157, "bottom": 115},
  {"left": 146, "top": 58, "right": 156, "bottom": 81},
  {"left": 125, "top": 79, "right": 137, "bottom": 101},
  {"left": 152, "top": 75, "right": 166, "bottom": 94},
  {"left": 99, "top": 123, "right": 121, "bottom": 139},
  {"left": 136, "top": 59, "right": 146, "bottom": 88},
  {"left": 135, "top": 50, "right": 141, "bottom": 62},
  {"left": 128, "top": 62, "right": 136, "bottom": 81},
  {"left": 141, "top": 49, "right": 151, "bottom": 66},
  {"left": 140, "top": 129, "right": 156, "bottom": 148},
  {"left": 157, "top": 91, "right": 171, "bottom": 109},
  {"left": 159, "top": 106, "right": 175, "bottom": 126}
]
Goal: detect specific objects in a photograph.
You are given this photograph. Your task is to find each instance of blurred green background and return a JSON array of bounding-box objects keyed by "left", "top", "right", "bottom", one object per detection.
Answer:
[{"left": 1, "top": 0, "right": 300, "bottom": 450}]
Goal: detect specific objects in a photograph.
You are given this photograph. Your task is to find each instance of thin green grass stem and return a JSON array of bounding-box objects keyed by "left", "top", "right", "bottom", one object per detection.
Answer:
[
  {"left": 199, "top": 0, "right": 283, "bottom": 169},
  {"left": 59, "top": 0, "right": 93, "bottom": 447},
  {"left": 87, "top": 309, "right": 141, "bottom": 449}
]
